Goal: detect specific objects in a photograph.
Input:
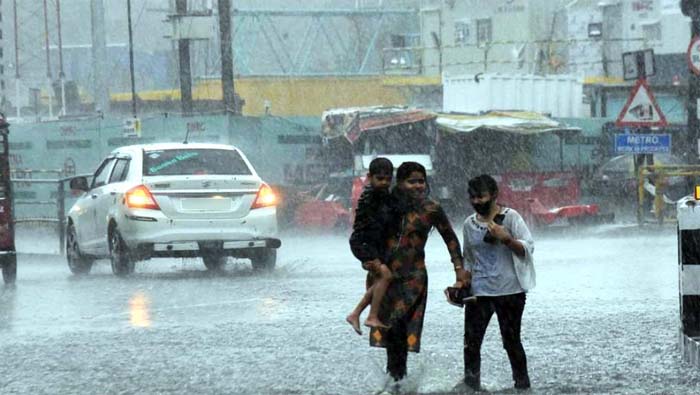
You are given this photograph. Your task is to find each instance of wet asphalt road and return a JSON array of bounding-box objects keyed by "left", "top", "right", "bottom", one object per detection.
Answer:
[{"left": 1, "top": 225, "right": 700, "bottom": 394}]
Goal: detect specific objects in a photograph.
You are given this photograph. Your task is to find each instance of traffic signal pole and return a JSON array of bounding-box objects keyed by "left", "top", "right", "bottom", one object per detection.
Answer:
[
  {"left": 683, "top": 0, "right": 700, "bottom": 165},
  {"left": 689, "top": 19, "right": 700, "bottom": 165}
]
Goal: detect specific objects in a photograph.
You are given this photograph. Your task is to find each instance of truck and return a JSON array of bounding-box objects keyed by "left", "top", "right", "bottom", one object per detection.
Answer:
[
  {"left": 307, "top": 106, "right": 610, "bottom": 228},
  {"left": 319, "top": 107, "right": 444, "bottom": 219}
]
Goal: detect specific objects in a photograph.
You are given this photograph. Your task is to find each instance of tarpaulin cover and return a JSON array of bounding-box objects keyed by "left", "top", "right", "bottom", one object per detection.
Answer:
[
  {"left": 321, "top": 106, "right": 436, "bottom": 143},
  {"left": 436, "top": 111, "right": 580, "bottom": 135}
]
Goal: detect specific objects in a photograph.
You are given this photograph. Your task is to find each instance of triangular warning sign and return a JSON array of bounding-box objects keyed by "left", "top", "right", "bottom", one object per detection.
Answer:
[{"left": 615, "top": 79, "right": 667, "bottom": 127}]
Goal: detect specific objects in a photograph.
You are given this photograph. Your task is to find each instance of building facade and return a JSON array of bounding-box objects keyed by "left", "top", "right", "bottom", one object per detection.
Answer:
[
  {"left": 565, "top": 0, "right": 691, "bottom": 79},
  {"left": 412, "top": 0, "right": 692, "bottom": 82},
  {"left": 418, "top": 0, "right": 570, "bottom": 76}
]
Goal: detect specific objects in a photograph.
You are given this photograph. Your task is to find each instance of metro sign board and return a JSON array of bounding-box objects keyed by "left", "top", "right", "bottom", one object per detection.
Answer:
[
  {"left": 614, "top": 133, "right": 671, "bottom": 154},
  {"left": 615, "top": 79, "right": 667, "bottom": 127}
]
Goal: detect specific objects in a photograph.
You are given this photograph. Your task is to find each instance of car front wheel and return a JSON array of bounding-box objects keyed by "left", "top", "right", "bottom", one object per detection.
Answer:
[
  {"left": 66, "top": 224, "right": 93, "bottom": 275},
  {"left": 109, "top": 228, "right": 135, "bottom": 276},
  {"left": 251, "top": 248, "right": 276, "bottom": 271}
]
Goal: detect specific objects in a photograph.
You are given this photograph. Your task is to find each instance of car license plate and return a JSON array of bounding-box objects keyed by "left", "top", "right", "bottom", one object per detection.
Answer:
[{"left": 180, "top": 198, "right": 232, "bottom": 211}]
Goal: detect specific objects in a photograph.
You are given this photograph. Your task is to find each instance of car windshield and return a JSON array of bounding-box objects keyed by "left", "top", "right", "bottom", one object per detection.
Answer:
[{"left": 143, "top": 149, "right": 252, "bottom": 176}]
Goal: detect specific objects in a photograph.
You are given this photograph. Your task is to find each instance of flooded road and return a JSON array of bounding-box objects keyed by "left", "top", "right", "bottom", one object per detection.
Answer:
[{"left": 1, "top": 226, "right": 699, "bottom": 394}]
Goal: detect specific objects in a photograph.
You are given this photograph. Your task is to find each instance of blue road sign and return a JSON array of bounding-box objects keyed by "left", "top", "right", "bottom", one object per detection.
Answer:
[{"left": 614, "top": 133, "right": 671, "bottom": 154}]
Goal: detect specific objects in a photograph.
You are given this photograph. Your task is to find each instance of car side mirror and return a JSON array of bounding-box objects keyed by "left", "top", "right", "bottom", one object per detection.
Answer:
[{"left": 69, "top": 176, "right": 89, "bottom": 192}]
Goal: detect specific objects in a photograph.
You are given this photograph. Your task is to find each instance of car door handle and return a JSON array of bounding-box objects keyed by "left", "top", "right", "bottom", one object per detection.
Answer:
[
  {"left": 110, "top": 191, "right": 116, "bottom": 196},
  {"left": 91, "top": 194, "right": 98, "bottom": 199}
]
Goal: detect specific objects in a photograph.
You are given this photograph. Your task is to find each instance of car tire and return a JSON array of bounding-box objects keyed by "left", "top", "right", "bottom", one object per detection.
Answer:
[
  {"left": 66, "top": 224, "right": 94, "bottom": 275},
  {"left": 1, "top": 254, "right": 16, "bottom": 285},
  {"left": 202, "top": 254, "right": 227, "bottom": 271},
  {"left": 109, "top": 228, "right": 135, "bottom": 276},
  {"left": 251, "top": 248, "right": 276, "bottom": 271}
]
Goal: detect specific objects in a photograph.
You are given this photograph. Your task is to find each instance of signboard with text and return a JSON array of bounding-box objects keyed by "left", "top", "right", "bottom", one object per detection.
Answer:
[{"left": 615, "top": 133, "right": 671, "bottom": 154}]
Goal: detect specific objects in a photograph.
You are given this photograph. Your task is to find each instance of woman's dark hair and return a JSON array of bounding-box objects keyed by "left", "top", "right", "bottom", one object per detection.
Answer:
[
  {"left": 396, "top": 161, "right": 426, "bottom": 182},
  {"left": 368, "top": 157, "right": 393, "bottom": 176},
  {"left": 468, "top": 174, "right": 498, "bottom": 197}
]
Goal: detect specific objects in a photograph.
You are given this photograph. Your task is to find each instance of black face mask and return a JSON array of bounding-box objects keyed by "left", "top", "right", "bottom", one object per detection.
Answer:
[{"left": 472, "top": 199, "right": 494, "bottom": 216}]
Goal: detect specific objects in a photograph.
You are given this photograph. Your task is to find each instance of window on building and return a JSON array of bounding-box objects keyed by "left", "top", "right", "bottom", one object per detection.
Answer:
[
  {"left": 390, "top": 33, "right": 419, "bottom": 48},
  {"left": 390, "top": 34, "right": 406, "bottom": 48},
  {"left": 454, "top": 21, "right": 470, "bottom": 46},
  {"left": 641, "top": 22, "right": 661, "bottom": 42},
  {"left": 476, "top": 18, "right": 492, "bottom": 47}
]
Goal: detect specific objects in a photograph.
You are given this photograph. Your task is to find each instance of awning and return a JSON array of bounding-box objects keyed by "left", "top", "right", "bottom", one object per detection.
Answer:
[
  {"left": 436, "top": 111, "right": 581, "bottom": 135},
  {"left": 322, "top": 106, "right": 436, "bottom": 143}
]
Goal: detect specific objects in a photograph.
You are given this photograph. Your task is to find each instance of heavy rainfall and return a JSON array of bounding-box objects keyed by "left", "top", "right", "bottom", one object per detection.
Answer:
[{"left": 1, "top": 1, "right": 700, "bottom": 394}]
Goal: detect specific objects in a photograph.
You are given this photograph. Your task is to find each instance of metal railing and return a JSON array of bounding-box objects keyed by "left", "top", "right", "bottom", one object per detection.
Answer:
[
  {"left": 10, "top": 171, "right": 89, "bottom": 255},
  {"left": 637, "top": 164, "right": 700, "bottom": 226}
]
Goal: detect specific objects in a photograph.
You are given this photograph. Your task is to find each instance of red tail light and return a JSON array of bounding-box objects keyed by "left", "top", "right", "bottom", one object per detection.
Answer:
[
  {"left": 125, "top": 185, "right": 160, "bottom": 210},
  {"left": 251, "top": 184, "right": 277, "bottom": 209}
]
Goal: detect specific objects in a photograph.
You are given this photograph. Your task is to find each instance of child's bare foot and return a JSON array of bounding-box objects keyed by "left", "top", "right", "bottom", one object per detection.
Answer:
[
  {"left": 364, "top": 317, "right": 391, "bottom": 329},
  {"left": 346, "top": 314, "right": 362, "bottom": 335}
]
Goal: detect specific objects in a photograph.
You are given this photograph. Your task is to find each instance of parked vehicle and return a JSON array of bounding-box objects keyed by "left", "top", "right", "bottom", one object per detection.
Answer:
[
  {"left": 318, "top": 107, "right": 442, "bottom": 222},
  {"left": 313, "top": 107, "right": 608, "bottom": 227},
  {"left": 0, "top": 114, "right": 15, "bottom": 284},
  {"left": 496, "top": 171, "right": 613, "bottom": 228},
  {"left": 592, "top": 153, "right": 686, "bottom": 200},
  {"left": 434, "top": 111, "right": 614, "bottom": 226},
  {"left": 66, "top": 143, "right": 281, "bottom": 276}
]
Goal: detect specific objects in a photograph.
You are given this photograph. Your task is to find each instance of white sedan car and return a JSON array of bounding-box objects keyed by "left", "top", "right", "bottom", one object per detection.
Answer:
[{"left": 66, "top": 143, "right": 280, "bottom": 276}]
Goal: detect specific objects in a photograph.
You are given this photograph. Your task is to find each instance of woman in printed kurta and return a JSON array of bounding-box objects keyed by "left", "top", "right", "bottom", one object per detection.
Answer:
[{"left": 369, "top": 162, "right": 467, "bottom": 385}]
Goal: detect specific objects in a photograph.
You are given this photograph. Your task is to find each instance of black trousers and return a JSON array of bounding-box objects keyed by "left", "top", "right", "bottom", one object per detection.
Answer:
[
  {"left": 385, "top": 319, "right": 408, "bottom": 381},
  {"left": 463, "top": 292, "right": 529, "bottom": 384}
]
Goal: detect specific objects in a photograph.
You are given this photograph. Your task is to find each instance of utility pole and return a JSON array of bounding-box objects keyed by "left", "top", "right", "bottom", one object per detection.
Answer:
[
  {"left": 42, "top": 0, "right": 53, "bottom": 118},
  {"left": 56, "top": 0, "right": 66, "bottom": 116},
  {"left": 600, "top": 3, "right": 613, "bottom": 77},
  {"left": 12, "top": 0, "right": 20, "bottom": 120},
  {"left": 218, "top": 0, "right": 237, "bottom": 114},
  {"left": 90, "top": 0, "right": 109, "bottom": 113},
  {"left": 127, "top": 0, "right": 137, "bottom": 119},
  {"left": 682, "top": 0, "right": 700, "bottom": 165},
  {"left": 176, "top": 0, "right": 193, "bottom": 116}
]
